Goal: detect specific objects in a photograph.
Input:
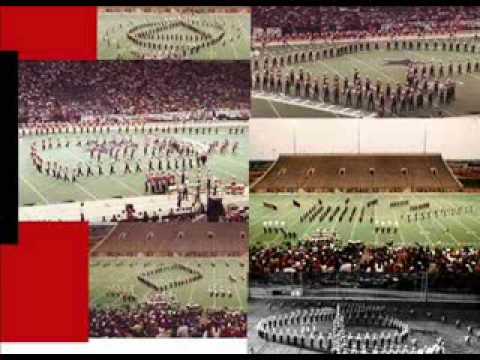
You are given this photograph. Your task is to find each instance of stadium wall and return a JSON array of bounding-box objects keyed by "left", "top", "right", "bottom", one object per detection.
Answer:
[{"left": 250, "top": 118, "right": 480, "bottom": 161}]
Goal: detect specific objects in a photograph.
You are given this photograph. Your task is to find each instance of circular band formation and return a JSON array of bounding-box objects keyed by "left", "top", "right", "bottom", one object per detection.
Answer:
[{"left": 256, "top": 304, "right": 445, "bottom": 354}]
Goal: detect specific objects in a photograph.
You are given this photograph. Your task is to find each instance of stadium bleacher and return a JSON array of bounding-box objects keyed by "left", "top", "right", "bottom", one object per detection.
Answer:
[
  {"left": 251, "top": 153, "right": 463, "bottom": 193},
  {"left": 91, "top": 222, "right": 248, "bottom": 257}
]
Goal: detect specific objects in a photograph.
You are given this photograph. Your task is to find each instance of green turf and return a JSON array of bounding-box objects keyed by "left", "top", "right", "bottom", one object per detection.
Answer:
[
  {"left": 252, "top": 97, "right": 350, "bottom": 118},
  {"left": 19, "top": 128, "right": 248, "bottom": 206},
  {"left": 98, "top": 12, "right": 250, "bottom": 60},
  {"left": 253, "top": 45, "right": 480, "bottom": 118},
  {"left": 90, "top": 257, "right": 248, "bottom": 311},
  {"left": 250, "top": 193, "right": 480, "bottom": 249}
]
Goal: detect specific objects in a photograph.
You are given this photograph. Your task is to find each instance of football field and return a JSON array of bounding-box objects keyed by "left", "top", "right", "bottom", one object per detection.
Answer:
[
  {"left": 250, "top": 193, "right": 480, "bottom": 249},
  {"left": 98, "top": 12, "right": 251, "bottom": 60},
  {"left": 252, "top": 97, "right": 351, "bottom": 118},
  {"left": 248, "top": 298, "right": 480, "bottom": 355},
  {"left": 90, "top": 257, "right": 248, "bottom": 311},
  {"left": 253, "top": 45, "right": 480, "bottom": 118},
  {"left": 19, "top": 129, "right": 248, "bottom": 206}
]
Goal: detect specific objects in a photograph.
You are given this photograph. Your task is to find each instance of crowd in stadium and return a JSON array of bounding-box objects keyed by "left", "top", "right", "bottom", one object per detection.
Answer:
[
  {"left": 253, "top": 6, "right": 480, "bottom": 43},
  {"left": 249, "top": 242, "right": 480, "bottom": 286},
  {"left": 19, "top": 61, "right": 250, "bottom": 123},
  {"left": 90, "top": 303, "right": 246, "bottom": 338},
  {"left": 102, "top": 209, "right": 195, "bottom": 224}
]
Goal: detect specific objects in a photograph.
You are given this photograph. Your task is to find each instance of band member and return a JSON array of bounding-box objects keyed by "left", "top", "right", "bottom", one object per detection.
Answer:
[{"left": 124, "top": 161, "right": 132, "bottom": 174}]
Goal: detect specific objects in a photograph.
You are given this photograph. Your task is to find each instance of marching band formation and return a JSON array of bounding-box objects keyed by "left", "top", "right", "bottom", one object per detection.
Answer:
[
  {"left": 125, "top": 19, "right": 228, "bottom": 59},
  {"left": 259, "top": 198, "right": 475, "bottom": 238},
  {"left": 100, "top": 8, "right": 248, "bottom": 60},
  {"left": 253, "top": 37, "right": 480, "bottom": 116},
  {"left": 27, "top": 123, "right": 241, "bottom": 197},
  {"left": 137, "top": 263, "right": 203, "bottom": 293},
  {"left": 256, "top": 304, "right": 445, "bottom": 354}
]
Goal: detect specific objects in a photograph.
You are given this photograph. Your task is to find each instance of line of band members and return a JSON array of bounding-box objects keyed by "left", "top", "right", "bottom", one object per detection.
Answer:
[
  {"left": 404, "top": 204, "right": 475, "bottom": 223},
  {"left": 20, "top": 124, "right": 246, "bottom": 137},
  {"left": 253, "top": 38, "right": 480, "bottom": 70},
  {"left": 137, "top": 263, "right": 203, "bottom": 293},
  {"left": 31, "top": 147, "right": 209, "bottom": 182},
  {"left": 253, "top": 67, "right": 471, "bottom": 112},
  {"left": 35, "top": 135, "right": 235, "bottom": 160},
  {"left": 253, "top": 42, "right": 480, "bottom": 111}
]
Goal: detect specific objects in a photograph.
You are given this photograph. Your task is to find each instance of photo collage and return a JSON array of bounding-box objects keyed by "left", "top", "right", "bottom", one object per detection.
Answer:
[{"left": 16, "top": 6, "right": 480, "bottom": 354}]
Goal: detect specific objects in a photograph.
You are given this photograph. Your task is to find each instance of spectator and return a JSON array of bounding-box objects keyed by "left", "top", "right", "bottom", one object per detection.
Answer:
[{"left": 19, "top": 61, "right": 250, "bottom": 123}]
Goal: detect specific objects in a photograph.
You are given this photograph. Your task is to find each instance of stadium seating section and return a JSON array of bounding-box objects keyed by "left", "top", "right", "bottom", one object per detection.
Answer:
[
  {"left": 252, "top": 154, "right": 462, "bottom": 193},
  {"left": 92, "top": 222, "right": 248, "bottom": 257}
]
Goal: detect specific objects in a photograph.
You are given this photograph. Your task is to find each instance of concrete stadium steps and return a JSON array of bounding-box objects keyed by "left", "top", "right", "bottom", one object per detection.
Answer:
[
  {"left": 91, "top": 222, "right": 248, "bottom": 256},
  {"left": 252, "top": 153, "right": 462, "bottom": 193}
]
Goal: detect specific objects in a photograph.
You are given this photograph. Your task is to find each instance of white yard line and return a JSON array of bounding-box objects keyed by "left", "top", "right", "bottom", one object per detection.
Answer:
[
  {"left": 412, "top": 193, "right": 458, "bottom": 247},
  {"left": 430, "top": 212, "right": 460, "bottom": 248},
  {"left": 187, "top": 262, "right": 200, "bottom": 305},
  {"left": 210, "top": 167, "right": 244, "bottom": 182},
  {"left": 285, "top": 195, "right": 342, "bottom": 246},
  {"left": 212, "top": 258, "right": 217, "bottom": 310},
  {"left": 249, "top": 198, "right": 288, "bottom": 227},
  {"left": 236, "top": 14, "right": 249, "bottom": 41},
  {"left": 20, "top": 176, "right": 50, "bottom": 204},
  {"left": 407, "top": 51, "right": 471, "bottom": 117},
  {"left": 408, "top": 193, "right": 436, "bottom": 248},
  {"left": 425, "top": 197, "right": 462, "bottom": 247},
  {"left": 372, "top": 205, "right": 379, "bottom": 248},
  {"left": 214, "top": 155, "right": 249, "bottom": 169},
  {"left": 90, "top": 223, "right": 119, "bottom": 254},
  {"left": 65, "top": 146, "right": 139, "bottom": 198},
  {"left": 74, "top": 182, "right": 98, "bottom": 200},
  {"left": 466, "top": 212, "right": 480, "bottom": 226},
  {"left": 316, "top": 58, "right": 344, "bottom": 78},
  {"left": 350, "top": 51, "right": 461, "bottom": 119},
  {"left": 227, "top": 25, "right": 240, "bottom": 60},
  {"left": 253, "top": 92, "right": 371, "bottom": 118},
  {"left": 90, "top": 257, "right": 134, "bottom": 307},
  {"left": 192, "top": 214, "right": 206, "bottom": 223},
  {"left": 437, "top": 197, "right": 480, "bottom": 242},
  {"left": 251, "top": 198, "right": 305, "bottom": 245},
  {"left": 349, "top": 57, "right": 396, "bottom": 82},
  {"left": 110, "top": 176, "right": 143, "bottom": 196},
  {"left": 467, "top": 73, "right": 480, "bottom": 81},
  {"left": 347, "top": 194, "right": 364, "bottom": 243},
  {"left": 267, "top": 99, "right": 282, "bottom": 118},
  {"left": 412, "top": 51, "right": 480, "bottom": 81},
  {"left": 232, "top": 273, "right": 246, "bottom": 311},
  {"left": 391, "top": 194, "right": 407, "bottom": 247}
]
